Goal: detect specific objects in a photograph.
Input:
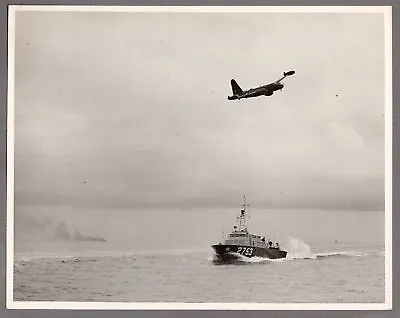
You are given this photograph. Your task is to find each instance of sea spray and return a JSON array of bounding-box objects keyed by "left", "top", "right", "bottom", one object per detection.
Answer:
[{"left": 284, "top": 237, "right": 316, "bottom": 260}]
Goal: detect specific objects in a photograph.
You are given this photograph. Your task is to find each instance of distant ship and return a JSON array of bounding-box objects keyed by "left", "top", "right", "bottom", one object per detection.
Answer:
[
  {"left": 54, "top": 222, "right": 106, "bottom": 242},
  {"left": 211, "top": 195, "right": 287, "bottom": 262},
  {"left": 72, "top": 230, "right": 106, "bottom": 242}
]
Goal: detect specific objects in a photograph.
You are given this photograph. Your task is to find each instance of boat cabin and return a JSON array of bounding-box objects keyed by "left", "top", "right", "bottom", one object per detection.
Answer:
[{"left": 224, "top": 229, "right": 268, "bottom": 248}]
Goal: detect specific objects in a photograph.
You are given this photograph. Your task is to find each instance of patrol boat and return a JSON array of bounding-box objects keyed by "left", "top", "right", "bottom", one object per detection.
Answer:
[{"left": 211, "top": 195, "right": 287, "bottom": 261}]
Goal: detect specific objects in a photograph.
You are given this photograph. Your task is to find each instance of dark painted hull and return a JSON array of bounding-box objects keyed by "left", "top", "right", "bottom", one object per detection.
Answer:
[{"left": 211, "top": 244, "right": 287, "bottom": 261}]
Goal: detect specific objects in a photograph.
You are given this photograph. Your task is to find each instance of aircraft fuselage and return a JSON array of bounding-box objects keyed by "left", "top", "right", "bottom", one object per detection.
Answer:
[
  {"left": 227, "top": 71, "right": 294, "bottom": 100},
  {"left": 228, "top": 82, "right": 284, "bottom": 100}
]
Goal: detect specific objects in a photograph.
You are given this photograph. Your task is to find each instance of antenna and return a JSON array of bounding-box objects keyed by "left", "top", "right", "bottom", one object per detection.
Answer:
[
  {"left": 237, "top": 194, "right": 250, "bottom": 231},
  {"left": 245, "top": 194, "right": 251, "bottom": 222},
  {"left": 241, "top": 194, "right": 250, "bottom": 211}
]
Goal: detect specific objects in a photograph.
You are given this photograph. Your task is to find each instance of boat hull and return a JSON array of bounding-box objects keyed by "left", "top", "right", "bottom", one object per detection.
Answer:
[{"left": 211, "top": 244, "right": 287, "bottom": 261}]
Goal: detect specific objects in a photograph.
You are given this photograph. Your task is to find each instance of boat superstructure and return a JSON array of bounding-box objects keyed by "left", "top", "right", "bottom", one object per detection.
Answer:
[{"left": 211, "top": 195, "right": 287, "bottom": 262}]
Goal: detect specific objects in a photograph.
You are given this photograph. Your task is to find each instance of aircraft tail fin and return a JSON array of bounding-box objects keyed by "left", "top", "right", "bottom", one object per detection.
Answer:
[{"left": 231, "top": 79, "right": 243, "bottom": 95}]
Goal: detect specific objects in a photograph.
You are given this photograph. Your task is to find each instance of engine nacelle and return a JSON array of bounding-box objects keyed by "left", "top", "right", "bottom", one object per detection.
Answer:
[{"left": 265, "top": 91, "right": 273, "bottom": 96}]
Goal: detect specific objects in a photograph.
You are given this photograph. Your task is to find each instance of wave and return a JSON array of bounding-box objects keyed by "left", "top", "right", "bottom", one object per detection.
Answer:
[
  {"left": 13, "top": 239, "right": 384, "bottom": 268},
  {"left": 284, "top": 237, "right": 384, "bottom": 260},
  {"left": 315, "top": 250, "right": 384, "bottom": 258},
  {"left": 209, "top": 238, "right": 384, "bottom": 265},
  {"left": 209, "top": 252, "right": 278, "bottom": 265},
  {"left": 316, "top": 251, "right": 367, "bottom": 258}
]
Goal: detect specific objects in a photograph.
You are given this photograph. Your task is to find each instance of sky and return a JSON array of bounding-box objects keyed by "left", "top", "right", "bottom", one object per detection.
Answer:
[{"left": 12, "top": 9, "right": 387, "bottom": 246}]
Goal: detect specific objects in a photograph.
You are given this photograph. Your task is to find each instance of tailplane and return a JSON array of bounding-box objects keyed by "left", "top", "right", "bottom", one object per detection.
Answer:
[{"left": 230, "top": 79, "right": 243, "bottom": 96}]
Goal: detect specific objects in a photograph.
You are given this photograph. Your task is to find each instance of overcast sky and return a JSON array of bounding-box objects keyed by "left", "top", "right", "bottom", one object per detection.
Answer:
[{"left": 13, "top": 9, "right": 386, "bottom": 212}]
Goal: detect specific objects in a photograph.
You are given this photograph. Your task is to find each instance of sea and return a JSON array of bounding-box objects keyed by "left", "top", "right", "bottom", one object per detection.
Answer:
[{"left": 13, "top": 238, "right": 385, "bottom": 304}]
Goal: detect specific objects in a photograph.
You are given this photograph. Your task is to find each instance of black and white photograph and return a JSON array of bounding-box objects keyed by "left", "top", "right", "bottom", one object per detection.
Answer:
[{"left": 8, "top": 5, "right": 392, "bottom": 310}]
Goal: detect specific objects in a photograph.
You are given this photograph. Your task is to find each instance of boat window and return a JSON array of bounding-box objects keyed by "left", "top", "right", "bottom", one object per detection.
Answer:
[{"left": 229, "top": 233, "right": 252, "bottom": 238}]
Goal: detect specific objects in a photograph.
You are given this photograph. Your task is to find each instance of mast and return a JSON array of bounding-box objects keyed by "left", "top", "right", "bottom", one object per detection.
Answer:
[{"left": 237, "top": 194, "right": 250, "bottom": 232}]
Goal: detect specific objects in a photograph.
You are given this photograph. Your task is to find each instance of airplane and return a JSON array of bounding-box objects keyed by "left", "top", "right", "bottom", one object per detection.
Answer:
[{"left": 227, "top": 70, "right": 295, "bottom": 100}]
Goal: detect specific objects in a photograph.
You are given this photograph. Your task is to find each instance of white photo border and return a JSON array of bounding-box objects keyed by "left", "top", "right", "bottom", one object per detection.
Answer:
[{"left": 6, "top": 5, "right": 393, "bottom": 311}]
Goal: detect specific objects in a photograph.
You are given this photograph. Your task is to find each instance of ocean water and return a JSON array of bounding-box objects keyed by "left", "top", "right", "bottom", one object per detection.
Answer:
[{"left": 13, "top": 238, "right": 385, "bottom": 303}]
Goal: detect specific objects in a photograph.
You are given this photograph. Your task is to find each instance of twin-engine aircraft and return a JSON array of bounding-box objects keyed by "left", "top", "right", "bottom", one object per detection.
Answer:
[{"left": 227, "top": 70, "right": 295, "bottom": 100}]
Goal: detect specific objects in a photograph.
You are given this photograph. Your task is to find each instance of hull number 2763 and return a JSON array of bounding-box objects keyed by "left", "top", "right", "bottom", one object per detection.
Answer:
[{"left": 237, "top": 246, "right": 253, "bottom": 256}]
